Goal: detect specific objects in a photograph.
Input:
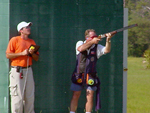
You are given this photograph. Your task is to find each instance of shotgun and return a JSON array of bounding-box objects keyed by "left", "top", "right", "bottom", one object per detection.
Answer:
[{"left": 91, "top": 24, "right": 138, "bottom": 39}]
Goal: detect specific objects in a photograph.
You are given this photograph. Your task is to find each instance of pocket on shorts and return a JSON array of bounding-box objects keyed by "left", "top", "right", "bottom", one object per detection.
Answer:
[
  {"left": 71, "top": 73, "right": 84, "bottom": 85},
  {"left": 9, "top": 84, "right": 18, "bottom": 96}
]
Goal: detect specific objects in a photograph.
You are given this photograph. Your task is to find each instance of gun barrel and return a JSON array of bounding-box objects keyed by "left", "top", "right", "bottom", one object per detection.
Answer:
[{"left": 98, "top": 24, "right": 138, "bottom": 39}]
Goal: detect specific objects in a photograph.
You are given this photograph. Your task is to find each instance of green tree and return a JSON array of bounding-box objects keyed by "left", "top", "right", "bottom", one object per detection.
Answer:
[{"left": 125, "top": 0, "right": 150, "bottom": 56}]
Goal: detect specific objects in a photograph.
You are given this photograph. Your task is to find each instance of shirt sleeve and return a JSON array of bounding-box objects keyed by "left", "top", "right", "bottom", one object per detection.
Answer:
[
  {"left": 76, "top": 41, "right": 84, "bottom": 55},
  {"left": 6, "top": 37, "right": 16, "bottom": 53},
  {"left": 97, "top": 44, "right": 106, "bottom": 59}
]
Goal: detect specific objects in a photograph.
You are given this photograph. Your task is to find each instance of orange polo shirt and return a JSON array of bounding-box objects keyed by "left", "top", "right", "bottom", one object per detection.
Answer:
[{"left": 6, "top": 36, "right": 39, "bottom": 67}]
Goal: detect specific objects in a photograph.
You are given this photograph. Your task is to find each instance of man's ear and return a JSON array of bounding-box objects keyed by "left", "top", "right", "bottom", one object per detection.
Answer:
[{"left": 19, "top": 29, "right": 23, "bottom": 34}]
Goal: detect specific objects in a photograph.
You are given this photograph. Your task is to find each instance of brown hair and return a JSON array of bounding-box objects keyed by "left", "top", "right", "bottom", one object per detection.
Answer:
[{"left": 85, "top": 29, "right": 95, "bottom": 37}]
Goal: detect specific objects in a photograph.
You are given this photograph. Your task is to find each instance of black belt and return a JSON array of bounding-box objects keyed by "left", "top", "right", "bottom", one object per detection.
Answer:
[{"left": 11, "top": 66, "right": 31, "bottom": 69}]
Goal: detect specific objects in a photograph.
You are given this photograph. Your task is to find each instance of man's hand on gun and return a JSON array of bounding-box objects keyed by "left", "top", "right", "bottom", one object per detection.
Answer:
[
  {"left": 91, "top": 37, "right": 100, "bottom": 44},
  {"left": 91, "top": 33, "right": 114, "bottom": 44},
  {"left": 106, "top": 33, "right": 115, "bottom": 41}
]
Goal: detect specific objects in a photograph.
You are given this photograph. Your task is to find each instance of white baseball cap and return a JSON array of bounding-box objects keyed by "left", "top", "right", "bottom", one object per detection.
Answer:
[{"left": 17, "top": 21, "right": 32, "bottom": 32}]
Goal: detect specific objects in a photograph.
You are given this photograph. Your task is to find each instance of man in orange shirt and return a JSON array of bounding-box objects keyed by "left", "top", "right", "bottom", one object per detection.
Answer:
[{"left": 6, "top": 21, "right": 39, "bottom": 113}]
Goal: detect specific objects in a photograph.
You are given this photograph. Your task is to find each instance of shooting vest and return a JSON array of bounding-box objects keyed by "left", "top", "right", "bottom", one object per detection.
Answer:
[
  {"left": 71, "top": 44, "right": 99, "bottom": 86},
  {"left": 71, "top": 44, "right": 101, "bottom": 110}
]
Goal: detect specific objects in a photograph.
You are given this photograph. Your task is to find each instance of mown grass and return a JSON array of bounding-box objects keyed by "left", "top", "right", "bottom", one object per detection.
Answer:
[{"left": 127, "top": 57, "right": 150, "bottom": 113}]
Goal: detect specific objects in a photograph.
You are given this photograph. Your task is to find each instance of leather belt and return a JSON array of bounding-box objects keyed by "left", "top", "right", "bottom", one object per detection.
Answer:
[{"left": 11, "top": 66, "right": 31, "bottom": 69}]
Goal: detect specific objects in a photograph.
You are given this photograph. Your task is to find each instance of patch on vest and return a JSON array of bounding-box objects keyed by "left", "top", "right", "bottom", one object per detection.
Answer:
[
  {"left": 88, "top": 79, "right": 94, "bottom": 85},
  {"left": 77, "top": 78, "right": 82, "bottom": 83},
  {"left": 91, "top": 57, "right": 95, "bottom": 62},
  {"left": 91, "top": 51, "right": 95, "bottom": 54}
]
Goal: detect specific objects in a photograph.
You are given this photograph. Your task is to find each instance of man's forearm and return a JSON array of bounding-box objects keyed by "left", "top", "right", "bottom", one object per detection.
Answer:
[
  {"left": 31, "top": 53, "right": 39, "bottom": 61},
  {"left": 78, "top": 41, "right": 93, "bottom": 52},
  {"left": 104, "top": 40, "right": 111, "bottom": 53},
  {"left": 6, "top": 53, "right": 23, "bottom": 59}
]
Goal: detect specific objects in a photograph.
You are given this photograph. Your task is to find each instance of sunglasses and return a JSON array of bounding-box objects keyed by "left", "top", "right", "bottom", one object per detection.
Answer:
[
  {"left": 90, "top": 35, "right": 98, "bottom": 39},
  {"left": 24, "top": 26, "right": 31, "bottom": 29},
  {"left": 21, "top": 26, "right": 31, "bottom": 30}
]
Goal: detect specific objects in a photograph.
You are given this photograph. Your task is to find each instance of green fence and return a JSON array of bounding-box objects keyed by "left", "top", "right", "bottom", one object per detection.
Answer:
[
  {"left": 0, "top": 0, "right": 124, "bottom": 112},
  {"left": 0, "top": 0, "right": 9, "bottom": 112}
]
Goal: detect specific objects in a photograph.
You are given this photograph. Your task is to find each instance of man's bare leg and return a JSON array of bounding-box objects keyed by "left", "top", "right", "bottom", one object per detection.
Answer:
[
  {"left": 85, "top": 89, "right": 94, "bottom": 112},
  {"left": 70, "top": 91, "right": 81, "bottom": 112}
]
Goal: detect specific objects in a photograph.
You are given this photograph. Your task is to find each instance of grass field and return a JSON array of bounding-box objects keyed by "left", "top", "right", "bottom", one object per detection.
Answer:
[{"left": 127, "top": 57, "right": 150, "bottom": 113}]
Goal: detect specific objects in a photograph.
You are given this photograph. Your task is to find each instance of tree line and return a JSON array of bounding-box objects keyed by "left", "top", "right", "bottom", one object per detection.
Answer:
[{"left": 125, "top": 0, "right": 150, "bottom": 57}]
